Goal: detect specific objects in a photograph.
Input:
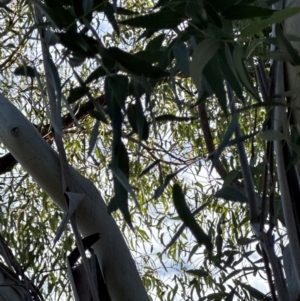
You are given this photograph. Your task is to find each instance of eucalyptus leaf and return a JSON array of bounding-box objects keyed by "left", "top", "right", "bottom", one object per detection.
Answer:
[
  {"left": 241, "top": 7, "right": 300, "bottom": 37},
  {"left": 127, "top": 103, "right": 149, "bottom": 141},
  {"left": 215, "top": 186, "right": 248, "bottom": 203},
  {"left": 103, "top": 2, "right": 120, "bottom": 35},
  {"left": 239, "top": 282, "right": 270, "bottom": 300},
  {"left": 107, "top": 47, "right": 169, "bottom": 78},
  {"left": 85, "top": 66, "right": 107, "bottom": 84},
  {"left": 212, "top": 113, "right": 239, "bottom": 170},
  {"left": 88, "top": 120, "right": 99, "bottom": 156},
  {"left": 173, "top": 42, "right": 190, "bottom": 75},
  {"left": 67, "top": 86, "right": 90, "bottom": 104},
  {"left": 186, "top": 269, "right": 209, "bottom": 278},
  {"left": 88, "top": 110, "right": 108, "bottom": 124},
  {"left": 190, "top": 38, "right": 221, "bottom": 93},
  {"left": 153, "top": 173, "right": 176, "bottom": 199},
  {"left": 203, "top": 56, "right": 227, "bottom": 114},
  {"left": 275, "top": 23, "right": 300, "bottom": 65},
  {"left": 260, "top": 130, "right": 285, "bottom": 141},
  {"left": 14, "top": 65, "right": 35, "bottom": 78},
  {"left": 233, "top": 45, "right": 260, "bottom": 100},
  {"left": 173, "top": 183, "right": 213, "bottom": 252},
  {"left": 139, "top": 160, "right": 160, "bottom": 177},
  {"left": 120, "top": 10, "right": 183, "bottom": 30},
  {"left": 222, "top": 4, "right": 274, "bottom": 20},
  {"left": 109, "top": 164, "right": 140, "bottom": 210},
  {"left": 146, "top": 34, "right": 166, "bottom": 51}
]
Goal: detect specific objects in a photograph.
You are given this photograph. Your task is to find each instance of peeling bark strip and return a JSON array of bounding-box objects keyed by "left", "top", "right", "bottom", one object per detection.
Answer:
[{"left": 0, "top": 93, "right": 150, "bottom": 301}]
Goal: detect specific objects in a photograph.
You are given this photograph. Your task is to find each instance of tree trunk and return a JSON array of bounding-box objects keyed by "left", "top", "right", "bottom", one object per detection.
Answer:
[{"left": 0, "top": 93, "right": 150, "bottom": 301}]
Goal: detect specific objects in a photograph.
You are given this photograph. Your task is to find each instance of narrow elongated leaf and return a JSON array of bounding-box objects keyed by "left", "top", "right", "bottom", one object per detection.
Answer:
[
  {"left": 67, "top": 86, "right": 90, "bottom": 104},
  {"left": 114, "top": 140, "right": 129, "bottom": 178},
  {"left": 83, "top": 0, "right": 93, "bottom": 14},
  {"left": 146, "top": 34, "right": 166, "bottom": 51},
  {"left": 203, "top": 56, "right": 227, "bottom": 114},
  {"left": 224, "top": 170, "right": 241, "bottom": 186},
  {"left": 154, "top": 173, "right": 176, "bottom": 199},
  {"left": 106, "top": 74, "right": 128, "bottom": 109},
  {"left": 127, "top": 103, "right": 149, "bottom": 140},
  {"left": 54, "top": 192, "right": 85, "bottom": 245},
  {"left": 139, "top": 160, "right": 160, "bottom": 177},
  {"left": 233, "top": 45, "right": 260, "bottom": 100},
  {"left": 260, "top": 130, "right": 285, "bottom": 141},
  {"left": 134, "top": 50, "right": 163, "bottom": 63},
  {"left": 88, "top": 110, "right": 108, "bottom": 124},
  {"left": 190, "top": 38, "right": 220, "bottom": 92},
  {"left": 225, "top": 289, "right": 235, "bottom": 301},
  {"left": 105, "top": 75, "right": 127, "bottom": 144},
  {"left": 222, "top": 5, "right": 274, "bottom": 20},
  {"left": 185, "top": 0, "right": 207, "bottom": 28},
  {"left": 173, "top": 42, "right": 190, "bottom": 75},
  {"left": 47, "top": 58, "right": 63, "bottom": 133},
  {"left": 107, "top": 47, "right": 169, "bottom": 78},
  {"left": 162, "top": 201, "right": 211, "bottom": 255},
  {"left": 215, "top": 234, "right": 223, "bottom": 257},
  {"left": 172, "top": 183, "right": 213, "bottom": 252},
  {"left": 136, "top": 100, "right": 149, "bottom": 141},
  {"left": 88, "top": 120, "right": 99, "bottom": 156},
  {"left": 57, "top": 32, "right": 98, "bottom": 57},
  {"left": 227, "top": 131, "right": 259, "bottom": 146},
  {"left": 215, "top": 186, "right": 248, "bottom": 203},
  {"left": 44, "top": 0, "right": 75, "bottom": 29},
  {"left": 241, "top": 7, "right": 300, "bottom": 37},
  {"left": 120, "top": 11, "right": 183, "bottom": 30},
  {"left": 103, "top": 2, "right": 120, "bottom": 35},
  {"left": 61, "top": 94, "right": 82, "bottom": 130},
  {"left": 224, "top": 253, "right": 235, "bottom": 269},
  {"left": 205, "top": 293, "right": 225, "bottom": 300},
  {"left": 212, "top": 113, "right": 239, "bottom": 169},
  {"left": 155, "top": 114, "right": 198, "bottom": 122},
  {"left": 32, "top": 0, "right": 64, "bottom": 29},
  {"left": 239, "top": 282, "right": 270, "bottom": 300},
  {"left": 187, "top": 245, "right": 199, "bottom": 262},
  {"left": 186, "top": 269, "right": 209, "bottom": 278},
  {"left": 218, "top": 44, "right": 244, "bottom": 101},
  {"left": 68, "top": 233, "right": 101, "bottom": 267},
  {"left": 85, "top": 66, "right": 107, "bottom": 84},
  {"left": 109, "top": 164, "right": 139, "bottom": 210},
  {"left": 14, "top": 66, "right": 35, "bottom": 78},
  {"left": 115, "top": 7, "right": 137, "bottom": 15},
  {"left": 275, "top": 24, "right": 300, "bottom": 65},
  {"left": 224, "top": 270, "right": 242, "bottom": 282}
]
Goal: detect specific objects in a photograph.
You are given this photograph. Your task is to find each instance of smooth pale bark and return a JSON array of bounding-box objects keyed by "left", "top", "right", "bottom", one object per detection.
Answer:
[
  {"left": 284, "top": 0, "right": 300, "bottom": 277},
  {"left": 284, "top": 0, "right": 300, "bottom": 136},
  {"left": 276, "top": 2, "right": 300, "bottom": 298},
  {"left": 0, "top": 93, "right": 150, "bottom": 301}
]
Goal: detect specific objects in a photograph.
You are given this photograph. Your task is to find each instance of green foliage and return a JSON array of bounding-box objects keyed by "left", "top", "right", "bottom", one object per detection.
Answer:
[{"left": 0, "top": 0, "right": 296, "bottom": 300}]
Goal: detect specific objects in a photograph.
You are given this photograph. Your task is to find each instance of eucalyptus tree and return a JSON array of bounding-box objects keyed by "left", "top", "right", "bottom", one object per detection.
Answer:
[{"left": 0, "top": 0, "right": 300, "bottom": 300}]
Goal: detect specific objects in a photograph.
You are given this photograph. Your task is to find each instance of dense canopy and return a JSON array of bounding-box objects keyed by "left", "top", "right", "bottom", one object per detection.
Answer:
[{"left": 0, "top": 0, "right": 300, "bottom": 300}]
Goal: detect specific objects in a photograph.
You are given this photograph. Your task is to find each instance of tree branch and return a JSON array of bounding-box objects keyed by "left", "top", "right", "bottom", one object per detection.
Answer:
[{"left": 0, "top": 92, "right": 149, "bottom": 301}]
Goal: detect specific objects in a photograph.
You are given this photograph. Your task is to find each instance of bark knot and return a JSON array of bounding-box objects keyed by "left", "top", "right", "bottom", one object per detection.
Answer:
[{"left": 10, "top": 126, "right": 19, "bottom": 136}]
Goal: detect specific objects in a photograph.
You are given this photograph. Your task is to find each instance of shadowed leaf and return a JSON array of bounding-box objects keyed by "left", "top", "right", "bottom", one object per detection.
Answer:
[
  {"left": 215, "top": 186, "right": 248, "bottom": 203},
  {"left": 172, "top": 183, "right": 213, "bottom": 252}
]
